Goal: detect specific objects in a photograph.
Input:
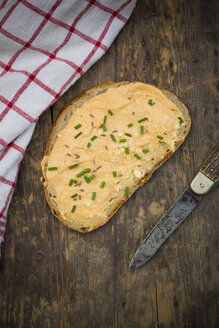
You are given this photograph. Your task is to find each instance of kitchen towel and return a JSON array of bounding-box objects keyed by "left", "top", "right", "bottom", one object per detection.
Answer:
[{"left": 0, "top": 0, "right": 136, "bottom": 255}]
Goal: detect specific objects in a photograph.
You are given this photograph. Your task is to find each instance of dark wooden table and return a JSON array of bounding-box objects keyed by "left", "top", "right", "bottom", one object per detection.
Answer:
[{"left": 0, "top": 0, "right": 218, "bottom": 327}]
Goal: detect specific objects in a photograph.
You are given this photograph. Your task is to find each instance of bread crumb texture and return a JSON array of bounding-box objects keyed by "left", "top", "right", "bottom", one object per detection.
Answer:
[{"left": 41, "top": 82, "right": 190, "bottom": 232}]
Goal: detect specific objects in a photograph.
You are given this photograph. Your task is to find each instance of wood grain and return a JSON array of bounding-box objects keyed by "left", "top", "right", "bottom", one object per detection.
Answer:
[{"left": 0, "top": 0, "right": 218, "bottom": 327}]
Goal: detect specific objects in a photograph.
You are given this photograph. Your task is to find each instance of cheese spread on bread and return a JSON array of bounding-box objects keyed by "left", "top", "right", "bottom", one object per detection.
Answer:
[{"left": 42, "top": 82, "right": 190, "bottom": 232}]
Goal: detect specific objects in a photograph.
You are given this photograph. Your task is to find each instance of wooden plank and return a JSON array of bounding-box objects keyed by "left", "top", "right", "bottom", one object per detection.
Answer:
[
  {"left": 113, "top": 0, "right": 218, "bottom": 327},
  {"left": 0, "top": 0, "right": 218, "bottom": 327}
]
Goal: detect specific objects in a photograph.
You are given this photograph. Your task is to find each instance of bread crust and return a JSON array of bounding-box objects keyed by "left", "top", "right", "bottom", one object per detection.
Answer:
[{"left": 41, "top": 81, "right": 191, "bottom": 232}]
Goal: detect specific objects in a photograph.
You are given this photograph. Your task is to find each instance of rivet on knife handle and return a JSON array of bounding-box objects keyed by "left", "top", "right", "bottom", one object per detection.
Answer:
[{"left": 190, "top": 172, "right": 214, "bottom": 195}]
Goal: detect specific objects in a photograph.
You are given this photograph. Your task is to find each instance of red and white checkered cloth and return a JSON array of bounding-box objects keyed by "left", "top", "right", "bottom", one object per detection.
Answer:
[{"left": 0, "top": 0, "right": 136, "bottom": 254}]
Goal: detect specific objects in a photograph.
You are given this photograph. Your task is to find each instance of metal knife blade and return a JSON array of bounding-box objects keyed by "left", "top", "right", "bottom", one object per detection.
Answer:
[
  {"left": 129, "top": 188, "right": 201, "bottom": 271},
  {"left": 129, "top": 147, "right": 219, "bottom": 271}
]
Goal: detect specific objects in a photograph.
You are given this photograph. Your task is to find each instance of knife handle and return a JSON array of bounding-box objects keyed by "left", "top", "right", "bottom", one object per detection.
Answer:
[
  {"left": 200, "top": 146, "right": 219, "bottom": 182},
  {"left": 190, "top": 146, "right": 219, "bottom": 195}
]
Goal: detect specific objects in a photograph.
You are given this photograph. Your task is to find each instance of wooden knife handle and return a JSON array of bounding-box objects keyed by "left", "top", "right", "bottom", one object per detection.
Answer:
[{"left": 200, "top": 146, "right": 219, "bottom": 182}]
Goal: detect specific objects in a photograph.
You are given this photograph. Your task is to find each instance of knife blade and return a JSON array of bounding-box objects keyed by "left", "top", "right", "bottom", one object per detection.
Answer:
[{"left": 129, "top": 147, "right": 219, "bottom": 271}]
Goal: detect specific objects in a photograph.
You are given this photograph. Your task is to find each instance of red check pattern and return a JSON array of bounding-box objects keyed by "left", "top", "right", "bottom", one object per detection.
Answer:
[{"left": 0, "top": 0, "right": 136, "bottom": 255}]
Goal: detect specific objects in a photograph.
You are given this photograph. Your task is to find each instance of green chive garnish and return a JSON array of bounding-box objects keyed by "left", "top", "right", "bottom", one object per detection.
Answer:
[
  {"left": 68, "top": 163, "right": 79, "bottom": 169},
  {"left": 71, "top": 205, "right": 76, "bottom": 213},
  {"left": 124, "top": 187, "right": 129, "bottom": 197},
  {"left": 119, "top": 138, "right": 126, "bottom": 143},
  {"left": 134, "top": 153, "right": 141, "bottom": 160},
  {"left": 76, "top": 168, "right": 90, "bottom": 178},
  {"left": 125, "top": 132, "right": 132, "bottom": 137},
  {"left": 104, "top": 116, "right": 107, "bottom": 124},
  {"left": 148, "top": 99, "right": 153, "bottom": 105},
  {"left": 74, "top": 132, "right": 82, "bottom": 139},
  {"left": 108, "top": 110, "right": 113, "bottom": 116},
  {"left": 178, "top": 117, "right": 184, "bottom": 124},
  {"left": 92, "top": 192, "right": 96, "bottom": 200},
  {"left": 84, "top": 174, "right": 95, "bottom": 184},
  {"left": 91, "top": 135, "right": 97, "bottom": 141},
  {"left": 113, "top": 171, "right": 117, "bottom": 177},
  {"left": 71, "top": 193, "right": 78, "bottom": 199},
  {"left": 48, "top": 167, "right": 58, "bottom": 171},
  {"left": 101, "top": 123, "right": 106, "bottom": 131},
  {"left": 157, "top": 135, "right": 164, "bottom": 140},
  {"left": 88, "top": 174, "right": 95, "bottom": 182},
  {"left": 142, "top": 149, "right": 149, "bottom": 153},
  {"left": 69, "top": 179, "right": 74, "bottom": 186},
  {"left": 100, "top": 181, "right": 106, "bottom": 188},
  {"left": 140, "top": 126, "right": 144, "bottom": 134},
  {"left": 125, "top": 147, "right": 129, "bottom": 154},
  {"left": 87, "top": 142, "right": 91, "bottom": 148},
  {"left": 74, "top": 124, "right": 81, "bottom": 129},
  {"left": 76, "top": 171, "right": 85, "bottom": 178},
  {"left": 138, "top": 117, "right": 148, "bottom": 123},
  {"left": 84, "top": 176, "right": 90, "bottom": 184},
  {"left": 110, "top": 134, "right": 116, "bottom": 142},
  {"left": 128, "top": 123, "right": 133, "bottom": 128}
]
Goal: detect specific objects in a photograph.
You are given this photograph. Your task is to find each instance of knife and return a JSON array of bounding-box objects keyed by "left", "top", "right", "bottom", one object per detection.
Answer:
[{"left": 129, "top": 147, "right": 219, "bottom": 271}]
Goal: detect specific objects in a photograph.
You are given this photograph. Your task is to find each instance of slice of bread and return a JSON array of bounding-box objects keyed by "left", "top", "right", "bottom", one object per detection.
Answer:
[{"left": 41, "top": 81, "right": 191, "bottom": 232}]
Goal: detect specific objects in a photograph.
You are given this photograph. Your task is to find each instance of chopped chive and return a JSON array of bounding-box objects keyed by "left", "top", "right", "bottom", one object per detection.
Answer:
[
  {"left": 157, "top": 135, "right": 164, "bottom": 140},
  {"left": 74, "top": 132, "right": 82, "bottom": 139},
  {"left": 119, "top": 138, "right": 126, "bottom": 143},
  {"left": 124, "top": 187, "right": 129, "bottom": 197},
  {"left": 138, "top": 117, "right": 148, "bottom": 123},
  {"left": 104, "top": 116, "right": 107, "bottom": 124},
  {"left": 87, "top": 142, "right": 91, "bottom": 148},
  {"left": 69, "top": 179, "right": 74, "bottom": 186},
  {"left": 100, "top": 181, "right": 106, "bottom": 188},
  {"left": 76, "top": 171, "right": 85, "bottom": 178},
  {"left": 71, "top": 205, "right": 76, "bottom": 213},
  {"left": 74, "top": 124, "right": 81, "bottom": 130},
  {"left": 113, "top": 171, "right": 117, "bottom": 177},
  {"left": 76, "top": 168, "right": 90, "bottom": 178},
  {"left": 134, "top": 153, "right": 141, "bottom": 160},
  {"left": 140, "top": 126, "right": 144, "bottom": 134},
  {"left": 148, "top": 99, "right": 153, "bottom": 105},
  {"left": 125, "top": 132, "right": 132, "bottom": 137},
  {"left": 128, "top": 123, "right": 133, "bottom": 128},
  {"left": 178, "top": 117, "right": 184, "bottom": 124},
  {"left": 68, "top": 163, "right": 79, "bottom": 169},
  {"left": 71, "top": 193, "right": 78, "bottom": 199},
  {"left": 92, "top": 192, "right": 96, "bottom": 200},
  {"left": 48, "top": 167, "right": 58, "bottom": 171},
  {"left": 91, "top": 135, "right": 97, "bottom": 141},
  {"left": 88, "top": 174, "right": 95, "bottom": 182},
  {"left": 108, "top": 110, "right": 113, "bottom": 116},
  {"left": 84, "top": 176, "right": 90, "bottom": 184},
  {"left": 101, "top": 123, "right": 107, "bottom": 131},
  {"left": 142, "top": 149, "right": 149, "bottom": 153},
  {"left": 125, "top": 147, "right": 129, "bottom": 154},
  {"left": 110, "top": 134, "right": 116, "bottom": 142}
]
